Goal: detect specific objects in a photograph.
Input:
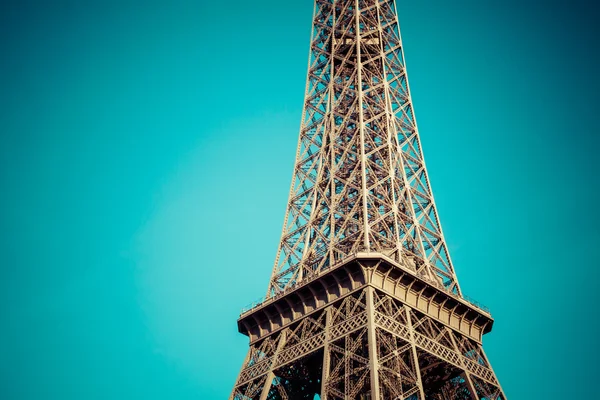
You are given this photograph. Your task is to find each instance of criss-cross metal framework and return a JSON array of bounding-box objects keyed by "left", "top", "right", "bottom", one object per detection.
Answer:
[
  {"left": 231, "top": 1, "right": 505, "bottom": 398},
  {"left": 268, "top": 0, "right": 459, "bottom": 298}
]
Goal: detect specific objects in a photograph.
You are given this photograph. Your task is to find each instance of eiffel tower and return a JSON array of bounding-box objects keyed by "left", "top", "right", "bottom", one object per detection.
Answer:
[{"left": 230, "top": 1, "right": 505, "bottom": 398}]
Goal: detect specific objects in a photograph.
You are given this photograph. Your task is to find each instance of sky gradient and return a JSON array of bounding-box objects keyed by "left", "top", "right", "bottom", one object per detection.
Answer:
[{"left": 1, "top": 0, "right": 599, "bottom": 398}]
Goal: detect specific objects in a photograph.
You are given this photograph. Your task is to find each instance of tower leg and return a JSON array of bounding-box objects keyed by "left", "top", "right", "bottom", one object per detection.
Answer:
[
  {"left": 321, "top": 307, "right": 332, "bottom": 400},
  {"left": 229, "top": 350, "right": 251, "bottom": 400},
  {"left": 366, "top": 286, "right": 380, "bottom": 400},
  {"left": 405, "top": 306, "right": 426, "bottom": 399},
  {"left": 478, "top": 346, "right": 506, "bottom": 399},
  {"left": 447, "top": 332, "right": 478, "bottom": 400},
  {"left": 259, "top": 331, "right": 287, "bottom": 400}
]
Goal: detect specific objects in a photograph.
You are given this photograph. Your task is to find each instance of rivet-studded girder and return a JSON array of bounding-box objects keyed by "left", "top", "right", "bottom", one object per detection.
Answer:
[{"left": 268, "top": 0, "right": 461, "bottom": 298}]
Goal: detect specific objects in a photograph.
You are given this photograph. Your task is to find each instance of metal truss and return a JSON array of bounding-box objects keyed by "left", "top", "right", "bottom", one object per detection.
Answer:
[
  {"left": 231, "top": 0, "right": 506, "bottom": 398},
  {"left": 268, "top": 0, "right": 461, "bottom": 298},
  {"left": 231, "top": 287, "right": 505, "bottom": 399}
]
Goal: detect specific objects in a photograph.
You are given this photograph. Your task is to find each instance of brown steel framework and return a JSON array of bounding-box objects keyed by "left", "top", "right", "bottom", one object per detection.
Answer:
[{"left": 231, "top": 0, "right": 505, "bottom": 398}]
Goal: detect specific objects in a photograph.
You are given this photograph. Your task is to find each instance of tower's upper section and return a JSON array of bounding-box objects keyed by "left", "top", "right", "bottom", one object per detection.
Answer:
[{"left": 268, "top": 0, "right": 461, "bottom": 298}]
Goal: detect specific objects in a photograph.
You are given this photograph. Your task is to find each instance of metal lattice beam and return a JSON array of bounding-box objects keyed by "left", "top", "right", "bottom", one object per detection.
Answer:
[{"left": 268, "top": 0, "right": 461, "bottom": 299}]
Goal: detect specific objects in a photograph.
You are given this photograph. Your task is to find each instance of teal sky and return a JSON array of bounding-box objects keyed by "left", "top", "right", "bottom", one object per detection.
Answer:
[{"left": 1, "top": 1, "right": 598, "bottom": 398}]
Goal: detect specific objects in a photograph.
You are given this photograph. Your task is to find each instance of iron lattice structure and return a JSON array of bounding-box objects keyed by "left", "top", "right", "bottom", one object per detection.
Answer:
[{"left": 231, "top": 0, "right": 505, "bottom": 399}]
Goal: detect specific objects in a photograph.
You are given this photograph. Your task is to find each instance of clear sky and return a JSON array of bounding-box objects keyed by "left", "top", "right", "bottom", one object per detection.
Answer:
[{"left": 1, "top": 0, "right": 598, "bottom": 399}]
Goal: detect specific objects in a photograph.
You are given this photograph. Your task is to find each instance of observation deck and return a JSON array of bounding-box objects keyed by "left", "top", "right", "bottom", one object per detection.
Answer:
[{"left": 238, "top": 253, "right": 493, "bottom": 345}]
